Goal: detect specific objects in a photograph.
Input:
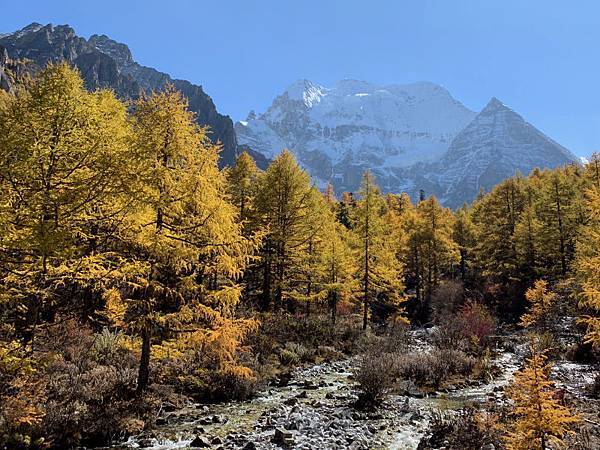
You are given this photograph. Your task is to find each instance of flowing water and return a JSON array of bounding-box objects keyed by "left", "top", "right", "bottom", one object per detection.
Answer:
[{"left": 112, "top": 335, "right": 522, "bottom": 450}]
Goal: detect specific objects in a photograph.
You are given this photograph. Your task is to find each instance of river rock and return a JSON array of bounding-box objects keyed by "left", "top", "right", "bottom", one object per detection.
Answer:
[
  {"left": 189, "top": 435, "right": 211, "bottom": 448},
  {"left": 272, "top": 428, "right": 296, "bottom": 447}
]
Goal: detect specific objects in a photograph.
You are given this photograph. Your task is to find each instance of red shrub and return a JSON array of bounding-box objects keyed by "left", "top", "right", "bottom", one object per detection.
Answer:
[{"left": 458, "top": 301, "right": 497, "bottom": 348}]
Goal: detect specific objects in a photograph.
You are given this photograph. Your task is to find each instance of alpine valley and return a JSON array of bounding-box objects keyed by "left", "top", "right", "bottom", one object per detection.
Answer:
[{"left": 0, "top": 23, "right": 579, "bottom": 207}]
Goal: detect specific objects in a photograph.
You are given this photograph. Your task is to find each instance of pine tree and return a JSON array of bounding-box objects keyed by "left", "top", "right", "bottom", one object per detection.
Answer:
[
  {"left": 504, "top": 342, "right": 578, "bottom": 450},
  {"left": 575, "top": 186, "right": 600, "bottom": 348},
  {"left": 352, "top": 171, "right": 405, "bottom": 330}
]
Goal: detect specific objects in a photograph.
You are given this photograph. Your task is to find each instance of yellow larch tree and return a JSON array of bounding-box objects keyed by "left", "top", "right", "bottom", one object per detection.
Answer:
[
  {"left": 575, "top": 186, "right": 600, "bottom": 348},
  {"left": 352, "top": 171, "right": 405, "bottom": 330},
  {"left": 254, "top": 150, "right": 319, "bottom": 311},
  {"left": 504, "top": 343, "right": 578, "bottom": 450},
  {"left": 520, "top": 280, "right": 558, "bottom": 333},
  {"left": 0, "top": 63, "right": 133, "bottom": 347},
  {"left": 106, "top": 86, "right": 259, "bottom": 392}
]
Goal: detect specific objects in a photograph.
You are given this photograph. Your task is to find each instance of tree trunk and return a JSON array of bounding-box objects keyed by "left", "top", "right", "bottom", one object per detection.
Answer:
[
  {"left": 362, "top": 296, "right": 368, "bottom": 331},
  {"left": 261, "top": 245, "right": 271, "bottom": 311},
  {"left": 137, "top": 327, "right": 151, "bottom": 394},
  {"left": 459, "top": 248, "right": 467, "bottom": 282},
  {"left": 330, "top": 292, "right": 337, "bottom": 325},
  {"left": 554, "top": 181, "right": 567, "bottom": 276}
]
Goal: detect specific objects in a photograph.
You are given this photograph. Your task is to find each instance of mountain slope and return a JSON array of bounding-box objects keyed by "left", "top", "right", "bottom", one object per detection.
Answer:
[
  {"left": 428, "top": 97, "right": 579, "bottom": 207},
  {"left": 0, "top": 23, "right": 239, "bottom": 166},
  {"left": 236, "top": 79, "right": 476, "bottom": 191}
]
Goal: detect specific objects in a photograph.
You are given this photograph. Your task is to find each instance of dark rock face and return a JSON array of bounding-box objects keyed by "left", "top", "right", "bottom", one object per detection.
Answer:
[
  {"left": 0, "top": 23, "right": 240, "bottom": 167},
  {"left": 0, "top": 45, "right": 11, "bottom": 91}
]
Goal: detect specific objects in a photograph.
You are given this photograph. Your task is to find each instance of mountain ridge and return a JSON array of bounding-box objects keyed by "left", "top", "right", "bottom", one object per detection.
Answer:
[
  {"left": 236, "top": 78, "right": 579, "bottom": 206},
  {"left": 0, "top": 22, "right": 240, "bottom": 166}
]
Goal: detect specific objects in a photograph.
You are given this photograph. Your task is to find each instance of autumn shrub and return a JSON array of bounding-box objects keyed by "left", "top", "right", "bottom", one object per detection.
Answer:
[
  {"left": 379, "top": 323, "right": 411, "bottom": 354},
  {"left": 40, "top": 323, "right": 144, "bottom": 446},
  {"left": 284, "top": 342, "right": 313, "bottom": 362},
  {"left": 395, "top": 349, "right": 476, "bottom": 388},
  {"left": 431, "top": 319, "right": 465, "bottom": 351},
  {"left": 431, "top": 280, "right": 465, "bottom": 322},
  {"left": 535, "top": 331, "right": 564, "bottom": 359},
  {"left": 3, "top": 319, "right": 156, "bottom": 448},
  {"left": 278, "top": 349, "right": 300, "bottom": 366},
  {"left": 158, "top": 319, "right": 259, "bottom": 402},
  {"left": 419, "top": 408, "right": 499, "bottom": 450},
  {"left": 185, "top": 365, "right": 258, "bottom": 402},
  {"left": 457, "top": 301, "right": 497, "bottom": 354},
  {"left": 354, "top": 351, "right": 398, "bottom": 408},
  {"left": 91, "top": 327, "right": 125, "bottom": 364},
  {"left": 0, "top": 341, "right": 45, "bottom": 449}
]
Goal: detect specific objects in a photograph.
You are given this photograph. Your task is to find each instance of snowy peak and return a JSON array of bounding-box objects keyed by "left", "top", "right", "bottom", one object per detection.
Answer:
[
  {"left": 282, "top": 79, "right": 326, "bottom": 107},
  {"left": 436, "top": 97, "right": 579, "bottom": 207},
  {"left": 482, "top": 96, "right": 506, "bottom": 111},
  {"left": 236, "top": 78, "right": 477, "bottom": 192},
  {"left": 238, "top": 78, "right": 478, "bottom": 170},
  {"left": 237, "top": 80, "right": 578, "bottom": 207}
]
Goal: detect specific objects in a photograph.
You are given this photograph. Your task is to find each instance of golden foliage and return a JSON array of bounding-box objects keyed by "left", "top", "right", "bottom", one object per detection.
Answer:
[{"left": 504, "top": 341, "right": 579, "bottom": 450}]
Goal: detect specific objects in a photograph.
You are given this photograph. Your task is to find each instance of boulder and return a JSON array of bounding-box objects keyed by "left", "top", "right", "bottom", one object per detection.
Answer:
[
  {"left": 272, "top": 428, "right": 296, "bottom": 447},
  {"left": 189, "top": 435, "right": 211, "bottom": 448}
]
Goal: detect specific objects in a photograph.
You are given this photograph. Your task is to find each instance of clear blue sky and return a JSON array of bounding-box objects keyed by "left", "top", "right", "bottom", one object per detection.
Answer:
[{"left": 1, "top": 0, "right": 598, "bottom": 156}]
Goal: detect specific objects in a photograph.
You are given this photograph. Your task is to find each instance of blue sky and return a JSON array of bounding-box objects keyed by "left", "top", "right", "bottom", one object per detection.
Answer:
[{"left": 1, "top": 0, "right": 599, "bottom": 156}]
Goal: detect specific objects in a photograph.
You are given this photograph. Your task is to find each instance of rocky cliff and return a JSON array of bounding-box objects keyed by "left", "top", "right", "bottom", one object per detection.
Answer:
[{"left": 0, "top": 23, "right": 239, "bottom": 166}]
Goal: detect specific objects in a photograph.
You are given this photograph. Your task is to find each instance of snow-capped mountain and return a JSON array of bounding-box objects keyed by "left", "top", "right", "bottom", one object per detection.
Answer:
[
  {"left": 236, "top": 79, "right": 476, "bottom": 191},
  {"left": 428, "top": 97, "right": 578, "bottom": 207},
  {"left": 236, "top": 80, "right": 579, "bottom": 206}
]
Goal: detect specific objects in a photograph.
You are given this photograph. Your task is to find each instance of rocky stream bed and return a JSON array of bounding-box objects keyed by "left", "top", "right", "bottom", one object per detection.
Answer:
[{"left": 105, "top": 331, "right": 596, "bottom": 450}]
